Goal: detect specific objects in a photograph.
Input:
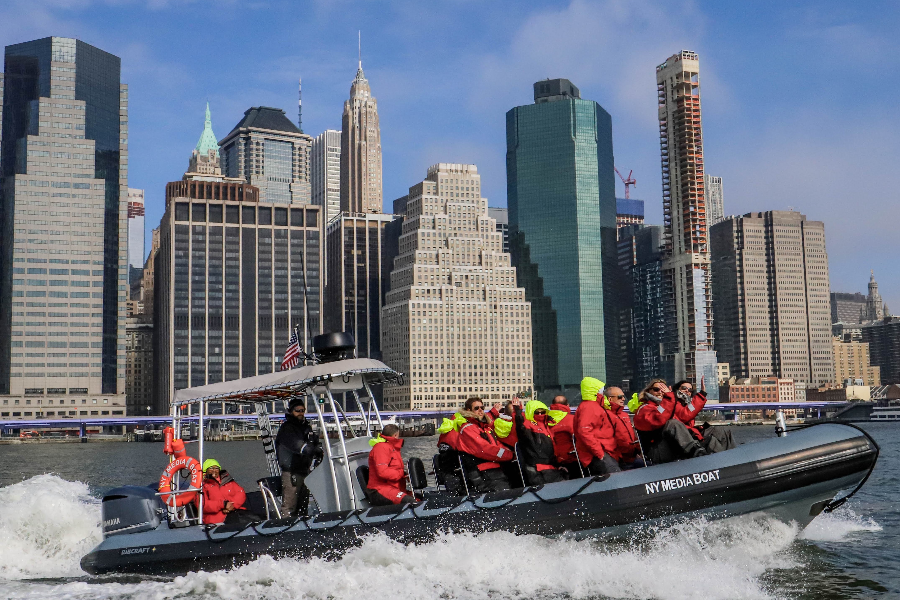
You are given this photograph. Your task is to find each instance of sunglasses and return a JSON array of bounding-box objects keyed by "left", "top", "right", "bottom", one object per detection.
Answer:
[
  {"left": 534, "top": 410, "right": 547, "bottom": 415},
  {"left": 679, "top": 386, "right": 693, "bottom": 391},
  {"left": 608, "top": 394, "right": 625, "bottom": 399},
  {"left": 650, "top": 387, "right": 662, "bottom": 392},
  {"left": 291, "top": 407, "right": 305, "bottom": 413},
  {"left": 471, "top": 405, "right": 484, "bottom": 411}
]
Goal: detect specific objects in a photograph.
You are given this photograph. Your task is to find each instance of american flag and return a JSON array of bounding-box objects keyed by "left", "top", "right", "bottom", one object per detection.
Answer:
[{"left": 281, "top": 329, "right": 300, "bottom": 371}]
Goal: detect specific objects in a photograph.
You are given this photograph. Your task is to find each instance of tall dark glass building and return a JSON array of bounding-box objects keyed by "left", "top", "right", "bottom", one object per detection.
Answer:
[
  {"left": 0, "top": 38, "right": 127, "bottom": 419},
  {"left": 506, "top": 79, "right": 618, "bottom": 395}
]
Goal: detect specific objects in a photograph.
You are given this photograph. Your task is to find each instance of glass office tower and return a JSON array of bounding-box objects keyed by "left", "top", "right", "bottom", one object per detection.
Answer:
[
  {"left": 0, "top": 37, "right": 127, "bottom": 418},
  {"left": 506, "top": 79, "right": 618, "bottom": 394}
]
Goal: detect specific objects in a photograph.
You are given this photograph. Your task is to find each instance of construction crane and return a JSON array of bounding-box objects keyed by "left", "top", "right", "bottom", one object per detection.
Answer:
[{"left": 615, "top": 167, "right": 636, "bottom": 199}]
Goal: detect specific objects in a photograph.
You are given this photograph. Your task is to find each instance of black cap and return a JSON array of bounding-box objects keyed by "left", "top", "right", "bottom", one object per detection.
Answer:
[{"left": 287, "top": 398, "right": 306, "bottom": 413}]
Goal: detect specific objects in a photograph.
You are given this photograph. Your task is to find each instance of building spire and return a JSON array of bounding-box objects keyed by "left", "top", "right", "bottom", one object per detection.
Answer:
[
  {"left": 358, "top": 30, "right": 361, "bottom": 69},
  {"left": 195, "top": 101, "right": 219, "bottom": 157}
]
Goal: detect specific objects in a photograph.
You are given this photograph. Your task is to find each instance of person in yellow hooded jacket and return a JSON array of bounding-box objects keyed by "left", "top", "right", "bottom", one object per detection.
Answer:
[
  {"left": 573, "top": 377, "right": 622, "bottom": 476},
  {"left": 513, "top": 400, "right": 564, "bottom": 485},
  {"left": 367, "top": 424, "right": 414, "bottom": 506}
]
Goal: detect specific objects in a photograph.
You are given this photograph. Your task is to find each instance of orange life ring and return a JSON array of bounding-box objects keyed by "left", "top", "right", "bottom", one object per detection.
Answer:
[{"left": 158, "top": 456, "right": 202, "bottom": 507}]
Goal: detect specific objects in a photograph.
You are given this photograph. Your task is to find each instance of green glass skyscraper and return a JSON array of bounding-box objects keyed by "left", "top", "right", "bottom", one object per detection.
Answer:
[{"left": 506, "top": 79, "right": 618, "bottom": 393}]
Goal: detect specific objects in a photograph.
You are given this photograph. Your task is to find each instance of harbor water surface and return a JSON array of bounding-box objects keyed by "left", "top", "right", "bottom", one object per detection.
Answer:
[{"left": 0, "top": 423, "right": 895, "bottom": 599}]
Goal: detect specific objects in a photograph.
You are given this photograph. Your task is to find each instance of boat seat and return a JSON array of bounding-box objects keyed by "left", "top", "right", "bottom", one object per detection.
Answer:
[
  {"left": 257, "top": 476, "right": 283, "bottom": 520},
  {"left": 356, "top": 465, "right": 377, "bottom": 503},
  {"left": 407, "top": 458, "right": 428, "bottom": 490}
]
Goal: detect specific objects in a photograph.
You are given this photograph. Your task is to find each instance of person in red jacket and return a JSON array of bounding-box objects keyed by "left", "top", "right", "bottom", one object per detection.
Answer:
[
  {"left": 672, "top": 379, "right": 735, "bottom": 454},
  {"left": 199, "top": 459, "right": 250, "bottom": 525},
  {"left": 573, "top": 377, "right": 621, "bottom": 476},
  {"left": 366, "top": 424, "right": 414, "bottom": 506},
  {"left": 548, "top": 395, "right": 581, "bottom": 479},
  {"left": 457, "top": 397, "right": 514, "bottom": 492},
  {"left": 603, "top": 387, "right": 644, "bottom": 469}
]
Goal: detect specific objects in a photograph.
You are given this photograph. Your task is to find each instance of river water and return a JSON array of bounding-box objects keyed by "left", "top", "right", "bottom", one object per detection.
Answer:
[{"left": 0, "top": 423, "right": 894, "bottom": 600}]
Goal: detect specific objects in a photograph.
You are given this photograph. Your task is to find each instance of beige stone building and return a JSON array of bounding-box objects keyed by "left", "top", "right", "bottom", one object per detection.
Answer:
[
  {"left": 711, "top": 210, "right": 834, "bottom": 387},
  {"left": 382, "top": 164, "right": 533, "bottom": 411},
  {"left": 340, "top": 62, "right": 382, "bottom": 214},
  {"left": 833, "top": 337, "right": 880, "bottom": 386}
]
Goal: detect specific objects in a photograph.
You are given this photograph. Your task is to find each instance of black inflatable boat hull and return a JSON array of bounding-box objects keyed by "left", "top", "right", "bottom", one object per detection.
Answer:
[{"left": 81, "top": 423, "right": 878, "bottom": 575}]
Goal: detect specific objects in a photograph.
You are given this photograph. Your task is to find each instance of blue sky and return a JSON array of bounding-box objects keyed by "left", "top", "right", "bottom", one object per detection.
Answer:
[{"left": 1, "top": 0, "right": 897, "bottom": 308}]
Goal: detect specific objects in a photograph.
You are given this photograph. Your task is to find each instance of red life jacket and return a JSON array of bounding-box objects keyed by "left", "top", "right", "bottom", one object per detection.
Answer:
[
  {"left": 607, "top": 403, "right": 639, "bottom": 462},
  {"left": 457, "top": 412, "right": 513, "bottom": 471},
  {"left": 573, "top": 399, "right": 617, "bottom": 466},
  {"left": 367, "top": 435, "right": 410, "bottom": 504},
  {"left": 673, "top": 391, "right": 707, "bottom": 440},
  {"left": 200, "top": 471, "right": 247, "bottom": 524},
  {"left": 549, "top": 403, "right": 576, "bottom": 465}
]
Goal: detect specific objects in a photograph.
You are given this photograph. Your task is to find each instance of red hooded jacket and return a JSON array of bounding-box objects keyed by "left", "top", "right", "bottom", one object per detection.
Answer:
[
  {"left": 489, "top": 407, "right": 518, "bottom": 448},
  {"left": 673, "top": 391, "right": 707, "bottom": 440},
  {"left": 573, "top": 399, "right": 617, "bottom": 466},
  {"left": 367, "top": 435, "right": 410, "bottom": 504},
  {"left": 634, "top": 392, "right": 677, "bottom": 432},
  {"left": 457, "top": 412, "right": 513, "bottom": 471},
  {"left": 549, "top": 404, "right": 576, "bottom": 465},
  {"left": 606, "top": 403, "right": 639, "bottom": 463},
  {"left": 200, "top": 471, "right": 247, "bottom": 524}
]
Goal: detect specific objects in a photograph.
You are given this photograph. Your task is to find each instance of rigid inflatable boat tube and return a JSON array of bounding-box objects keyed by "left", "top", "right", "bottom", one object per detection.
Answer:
[{"left": 822, "top": 423, "right": 880, "bottom": 513}]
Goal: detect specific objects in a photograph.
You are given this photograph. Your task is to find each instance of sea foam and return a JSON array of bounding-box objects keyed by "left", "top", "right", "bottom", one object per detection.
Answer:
[{"left": 800, "top": 506, "right": 882, "bottom": 543}]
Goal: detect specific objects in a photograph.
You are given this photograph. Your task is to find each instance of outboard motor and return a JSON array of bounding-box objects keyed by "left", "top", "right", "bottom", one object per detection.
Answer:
[
  {"left": 101, "top": 486, "right": 164, "bottom": 538},
  {"left": 313, "top": 332, "right": 356, "bottom": 363}
]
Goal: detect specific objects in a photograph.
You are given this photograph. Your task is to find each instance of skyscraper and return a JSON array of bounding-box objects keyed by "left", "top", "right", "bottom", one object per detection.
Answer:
[
  {"left": 656, "top": 51, "right": 718, "bottom": 395},
  {"left": 340, "top": 62, "right": 382, "bottom": 214},
  {"left": 127, "top": 188, "right": 144, "bottom": 292},
  {"left": 0, "top": 37, "right": 128, "bottom": 419},
  {"left": 382, "top": 163, "right": 533, "bottom": 410},
  {"left": 710, "top": 211, "right": 834, "bottom": 386},
  {"left": 219, "top": 107, "right": 312, "bottom": 205},
  {"left": 154, "top": 109, "right": 322, "bottom": 412},
  {"left": 864, "top": 271, "right": 886, "bottom": 322},
  {"left": 616, "top": 198, "right": 645, "bottom": 228},
  {"left": 831, "top": 291, "right": 867, "bottom": 324},
  {"left": 507, "top": 78, "right": 618, "bottom": 393},
  {"left": 488, "top": 207, "right": 509, "bottom": 253},
  {"left": 311, "top": 129, "right": 341, "bottom": 223},
  {"left": 832, "top": 337, "right": 880, "bottom": 386},
  {"left": 324, "top": 212, "right": 396, "bottom": 360},
  {"left": 705, "top": 174, "right": 724, "bottom": 226}
]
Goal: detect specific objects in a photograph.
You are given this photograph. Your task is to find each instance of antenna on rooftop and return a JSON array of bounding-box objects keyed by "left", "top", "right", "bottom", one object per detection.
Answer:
[
  {"left": 297, "top": 78, "right": 303, "bottom": 133},
  {"left": 358, "top": 30, "right": 362, "bottom": 68}
]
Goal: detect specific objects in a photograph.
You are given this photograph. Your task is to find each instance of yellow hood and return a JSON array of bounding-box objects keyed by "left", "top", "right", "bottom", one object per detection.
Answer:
[
  {"left": 580, "top": 377, "right": 605, "bottom": 402},
  {"left": 524, "top": 400, "right": 549, "bottom": 422}
]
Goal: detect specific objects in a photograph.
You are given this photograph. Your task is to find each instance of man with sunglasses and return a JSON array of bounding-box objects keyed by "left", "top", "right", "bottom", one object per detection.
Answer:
[
  {"left": 456, "top": 397, "right": 514, "bottom": 492},
  {"left": 602, "top": 387, "right": 643, "bottom": 470},
  {"left": 574, "top": 377, "right": 621, "bottom": 476},
  {"left": 276, "top": 398, "right": 323, "bottom": 517}
]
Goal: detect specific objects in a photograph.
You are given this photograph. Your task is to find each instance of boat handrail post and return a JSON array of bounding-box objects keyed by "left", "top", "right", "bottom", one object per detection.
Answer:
[
  {"left": 362, "top": 379, "right": 384, "bottom": 430},
  {"left": 325, "top": 383, "right": 359, "bottom": 510},
  {"left": 350, "top": 390, "right": 369, "bottom": 436},
  {"left": 198, "top": 399, "right": 205, "bottom": 524},
  {"left": 332, "top": 392, "right": 357, "bottom": 438},
  {"left": 313, "top": 391, "right": 342, "bottom": 512},
  {"left": 775, "top": 409, "right": 787, "bottom": 437}
]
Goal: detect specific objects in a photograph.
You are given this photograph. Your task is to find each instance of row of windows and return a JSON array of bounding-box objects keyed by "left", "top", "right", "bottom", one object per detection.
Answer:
[{"left": 174, "top": 203, "right": 318, "bottom": 228}]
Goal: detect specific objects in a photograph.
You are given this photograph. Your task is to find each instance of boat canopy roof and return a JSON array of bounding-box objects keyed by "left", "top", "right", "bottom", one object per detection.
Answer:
[{"left": 171, "top": 359, "right": 402, "bottom": 406}]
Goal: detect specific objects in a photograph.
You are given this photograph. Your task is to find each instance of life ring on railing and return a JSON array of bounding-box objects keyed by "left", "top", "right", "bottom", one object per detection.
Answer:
[{"left": 158, "top": 456, "right": 202, "bottom": 507}]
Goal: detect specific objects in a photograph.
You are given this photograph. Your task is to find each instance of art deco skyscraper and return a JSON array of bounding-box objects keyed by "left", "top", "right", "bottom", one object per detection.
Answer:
[
  {"left": 311, "top": 129, "right": 341, "bottom": 223},
  {"left": 656, "top": 51, "right": 718, "bottom": 395},
  {"left": 0, "top": 37, "right": 128, "bottom": 419},
  {"left": 382, "top": 163, "right": 533, "bottom": 411},
  {"left": 340, "top": 62, "right": 382, "bottom": 214},
  {"left": 710, "top": 211, "right": 834, "bottom": 386}
]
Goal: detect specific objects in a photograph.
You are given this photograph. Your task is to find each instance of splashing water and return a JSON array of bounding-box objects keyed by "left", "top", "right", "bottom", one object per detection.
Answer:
[
  {"left": 0, "top": 475, "right": 882, "bottom": 600},
  {"left": 800, "top": 506, "right": 882, "bottom": 543},
  {"left": 0, "top": 474, "right": 102, "bottom": 580}
]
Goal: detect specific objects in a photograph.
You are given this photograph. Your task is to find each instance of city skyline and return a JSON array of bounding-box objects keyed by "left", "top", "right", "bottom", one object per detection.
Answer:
[{"left": 0, "top": 1, "right": 891, "bottom": 309}]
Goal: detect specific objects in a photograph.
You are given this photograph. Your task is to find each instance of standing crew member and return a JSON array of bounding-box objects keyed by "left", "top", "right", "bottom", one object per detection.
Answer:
[
  {"left": 457, "top": 397, "right": 514, "bottom": 492},
  {"left": 573, "top": 378, "right": 621, "bottom": 475},
  {"left": 548, "top": 395, "right": 580, "bottom": 479},
  {"left": 514, "top": 400, "right": 564, "bottom": 485},
  {"left": 366, "top": 424, "right": 414, "bottom": 506},
  {"left": 275, "top": 398, "right": 323, "bottom": 517}
]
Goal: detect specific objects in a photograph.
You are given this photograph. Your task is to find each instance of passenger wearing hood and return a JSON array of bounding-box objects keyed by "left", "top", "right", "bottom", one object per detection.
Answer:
[
  {"left": 367, "top": 424, "right": 414, "bottom": 506},
  {"left": 573, "top": 378, "right": 622, "bottom": 475},
  {"left": 634, "top": 379, "right": 709, "bottom": 464},
  {"left": 435, "top": 412, "right": 468, "bottom": 495},
  {"left": 199, "top": 459, "right": 250, "bottom": 525},
  {"left": 514, "top": 400, "right": 564, "bottom": 485},
  {"left": 490, "top": 400, "right": 519, "bottom": 449},
  {"left": 456, "top": 397, "right": 513, "bottom": 492},
  {"left": 548, "top": 396, "right": 581, "bottom": 478}
]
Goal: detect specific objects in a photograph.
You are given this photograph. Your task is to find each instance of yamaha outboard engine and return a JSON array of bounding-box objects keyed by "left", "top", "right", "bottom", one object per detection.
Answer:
[
  {"left": 313, "top": 332, "right": 356, "bottom": 363},
  {"left": 101, "top": 486, "right": 164, "bottom": 538}
]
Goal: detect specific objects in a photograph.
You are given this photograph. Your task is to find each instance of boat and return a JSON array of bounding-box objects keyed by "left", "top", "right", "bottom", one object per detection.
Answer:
[
  {"left": 870, "top": 406, "right": 900, "bottom": 421},
  {"left": 80, "top": 335, "right": 879, "bottom": 576}
]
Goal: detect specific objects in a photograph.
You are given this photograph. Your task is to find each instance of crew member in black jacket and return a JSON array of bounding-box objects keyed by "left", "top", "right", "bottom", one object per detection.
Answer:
[{"left": 275, "top": 398, "right": 323, "bottom": 517}]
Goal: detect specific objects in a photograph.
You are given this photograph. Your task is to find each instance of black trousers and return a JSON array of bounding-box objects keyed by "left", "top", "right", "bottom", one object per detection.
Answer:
[
  {"left": 523, "top": 465, "right": 566, "bottom": 486},
  {"left": 223, "top": 508, "right": 259, "bottom": 526},
  {"left": 466, "top": 466, "right": 510, "bottom": 493},
  {"left": 559, "top": 461, "right": 586, "bottom": 479},
  {"left": 367, "top": 489, "right": 414, "bottom": 506},
  {"left": 647, "top": 420, "right": 705, "bottom": 464},
  {"left": 585, "top": 454, "right": 622, "bottom": 476},
  {"left": 701, "top": 425, "right": 736, "bottom": 453}
]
